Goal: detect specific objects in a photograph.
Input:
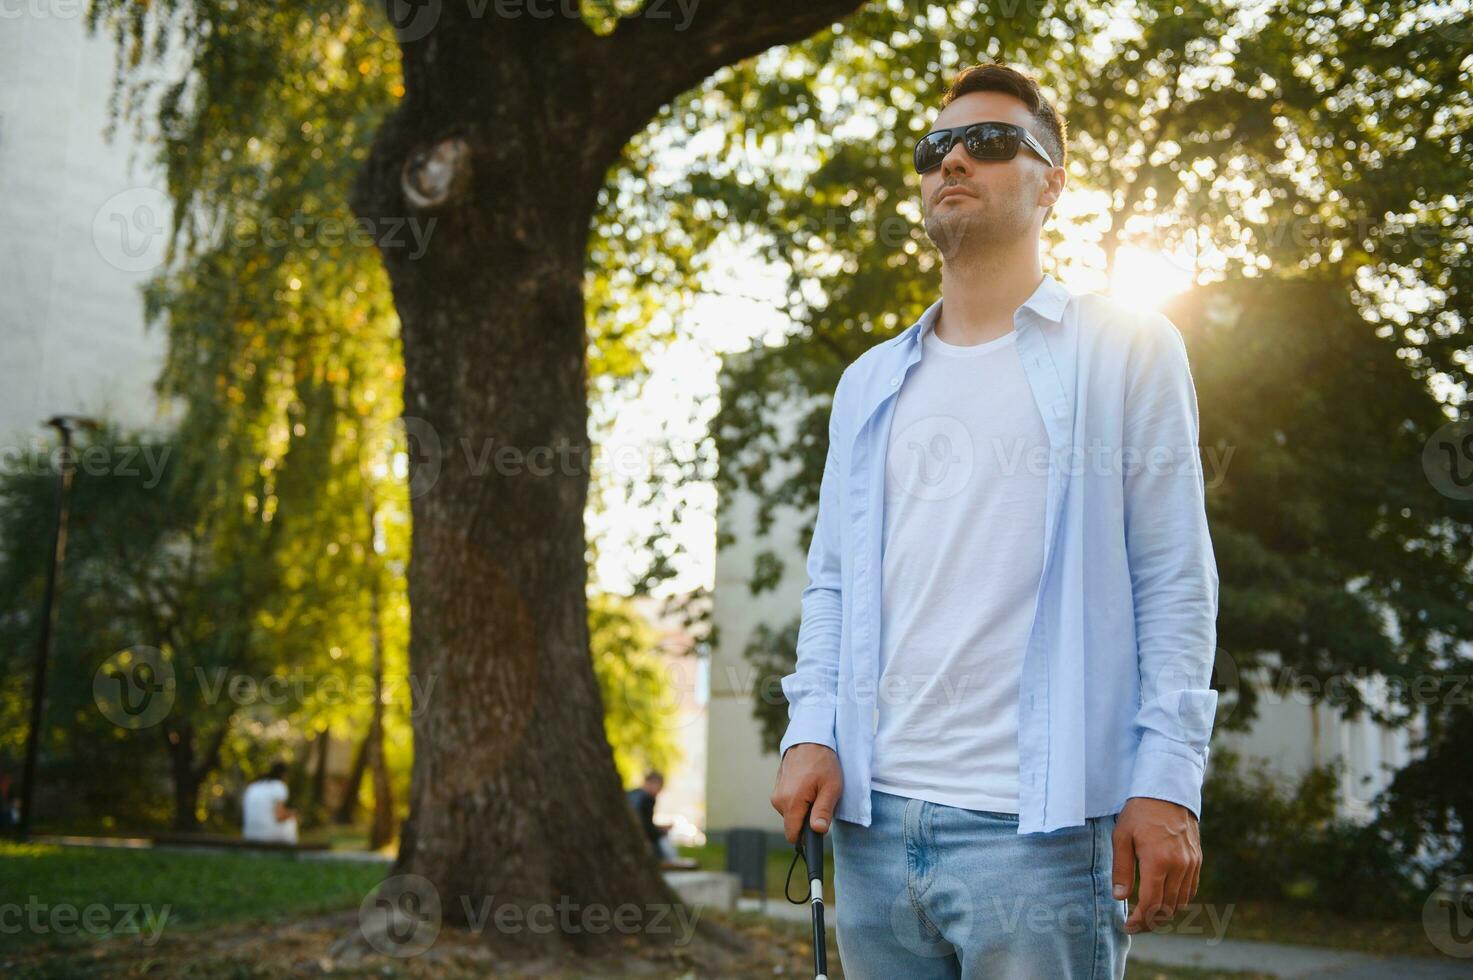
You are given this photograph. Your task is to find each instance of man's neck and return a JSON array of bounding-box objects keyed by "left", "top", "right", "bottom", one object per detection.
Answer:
[{"left": 936, "top": 239, "right": 1044, "bottom": 345}]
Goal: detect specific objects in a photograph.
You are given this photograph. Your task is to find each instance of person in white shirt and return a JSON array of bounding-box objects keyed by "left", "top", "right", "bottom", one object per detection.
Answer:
[
  {"left": 242, "top": 762, "right": 299, "bottom": 843},
  {"left": 771, "top": 61, "right": 1217, "bottom": 980}
]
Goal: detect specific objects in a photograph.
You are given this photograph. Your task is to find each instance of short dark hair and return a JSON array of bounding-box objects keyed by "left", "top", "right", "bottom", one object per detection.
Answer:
[
  {"left": 940, "top": 63, "right": 1068, "bottom": 171},
  {"left": 266, "top": 761, "right": 288, "bottom": 781},
  {"left": 644, "top": 770, "right": 664, "bottom": 784}
]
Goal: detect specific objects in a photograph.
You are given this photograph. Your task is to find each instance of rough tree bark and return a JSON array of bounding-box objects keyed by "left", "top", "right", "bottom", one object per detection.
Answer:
[{"left": 347, "top": 0, "right": 865, "bottom": 959}]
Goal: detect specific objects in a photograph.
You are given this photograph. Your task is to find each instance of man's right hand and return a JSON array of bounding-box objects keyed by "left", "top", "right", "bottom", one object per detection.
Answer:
[{"left": 770, "top": 743, "right": 843, "bottom": 844}]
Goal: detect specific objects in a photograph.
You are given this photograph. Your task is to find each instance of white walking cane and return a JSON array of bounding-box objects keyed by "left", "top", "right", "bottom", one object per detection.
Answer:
[{"left": 784, "top": 801, "right": 829, "bottom": 980}]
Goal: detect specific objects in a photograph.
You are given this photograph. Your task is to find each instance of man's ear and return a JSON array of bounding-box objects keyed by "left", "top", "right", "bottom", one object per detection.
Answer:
[{"left": 1040, "top": 164, "right": 1066, "bottom": 208}]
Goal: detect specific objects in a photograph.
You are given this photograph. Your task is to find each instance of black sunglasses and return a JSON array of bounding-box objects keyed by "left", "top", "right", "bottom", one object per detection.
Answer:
[{"left": 912, "top": 121, "right": 1055, "bottom": 174}]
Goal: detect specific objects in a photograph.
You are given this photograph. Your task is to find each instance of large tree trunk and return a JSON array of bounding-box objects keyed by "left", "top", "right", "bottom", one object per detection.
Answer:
[
  {"left": 365, "top": 198, "right": 674, "bottom": 955},
  {"left": 168, "top": 736, "right": 202, "bottom": 832},
  {"left": 364, "top": 489, "right": 396, "bottom": 851},
  {"left": 164, "top": 720, "right": 225, "bottom": 831},
  {"left": 334, "top": 729, "right": 370, "bottom": 825},
  {"left": 348, "top": 1, "right": 864, "bottom": 959},
  {"left": 308, "top": 730, "right": 330, "bottom": 814},
  {"left": 368, "top": 688, "right": 395, "bottom": 850}
]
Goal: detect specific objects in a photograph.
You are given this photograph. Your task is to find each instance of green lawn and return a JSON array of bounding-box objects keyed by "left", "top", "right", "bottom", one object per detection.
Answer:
[
  {"left": 679, "top": 839, "right": 838, "bottom": 903},
  {"left": 0, "top": 840, "right": 385, "bottom": 951}
]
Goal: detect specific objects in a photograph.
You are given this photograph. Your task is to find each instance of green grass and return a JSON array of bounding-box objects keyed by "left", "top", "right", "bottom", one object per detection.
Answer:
[
  {"left": 679, "top": 840, "right": 838, "bottom": 903},
  {"left": 295, "top": 823, "right": 376, "bottom": 852},
  {"left": 0, "top": 841, "right": 385, "bottom": 951}
]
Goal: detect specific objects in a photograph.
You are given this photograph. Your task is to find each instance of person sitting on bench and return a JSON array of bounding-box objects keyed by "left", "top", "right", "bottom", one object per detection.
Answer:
[
  {"left": 627, "top": 770, "right": 677, "bottom": 861},
  {"left": 242, "top": 761, "right": 299, "bottom": 843}
]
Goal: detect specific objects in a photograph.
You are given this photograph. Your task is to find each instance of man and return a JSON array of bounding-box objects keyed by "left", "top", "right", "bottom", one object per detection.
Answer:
[
  {"left": 626, "top": 770, "right": 677, "bottom": 861},
  {"left": 242, "top": 761, "right": 299, "bottom": 844},
  {"left": 769, "top": 63, "right": 1219, "bottom": 978}
]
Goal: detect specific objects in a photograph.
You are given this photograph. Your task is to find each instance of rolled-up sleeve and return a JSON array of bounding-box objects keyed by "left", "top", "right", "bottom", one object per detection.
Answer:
[
  {"left": 1122, "top": 314, "right": 1220, "bottom": 819},
  {"left": 778, "top": 370, "right": 848, "bottom": 760}
]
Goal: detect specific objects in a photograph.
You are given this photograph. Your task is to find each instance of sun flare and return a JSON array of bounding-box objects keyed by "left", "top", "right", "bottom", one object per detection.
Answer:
[{"left": 1108, "top": 247, "right": 1195, "bottom": 310}]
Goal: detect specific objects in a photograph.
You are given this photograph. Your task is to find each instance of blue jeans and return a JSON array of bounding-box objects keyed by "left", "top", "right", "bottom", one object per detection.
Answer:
[{"left": 830, "top": 789, "right": 1130, "bottom": 979}]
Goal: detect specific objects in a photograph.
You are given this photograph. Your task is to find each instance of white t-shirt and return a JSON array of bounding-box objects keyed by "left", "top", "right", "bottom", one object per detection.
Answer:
[
  {"left": 241, "top": 778, "right": 291, "bottom": 841},
  {"left": 869, "top": 324, "right": 1049, "bottom": 813}
]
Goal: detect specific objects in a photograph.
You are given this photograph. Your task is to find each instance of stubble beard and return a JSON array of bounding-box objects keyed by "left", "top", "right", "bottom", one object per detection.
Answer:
[{"left": 923, "top": 191, "right": 1033, "bottom": 267}]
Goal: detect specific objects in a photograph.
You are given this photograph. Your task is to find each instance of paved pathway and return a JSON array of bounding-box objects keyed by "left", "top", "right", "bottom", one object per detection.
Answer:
[
  {"left": 736, "top": 897, "right": 1473, "bottom": 978},
  {"left": 1129, "top": 931, "right": 1473, "bottom": 978}
]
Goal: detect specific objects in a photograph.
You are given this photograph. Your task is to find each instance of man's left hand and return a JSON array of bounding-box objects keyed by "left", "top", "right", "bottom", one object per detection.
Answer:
[{"left": 1111, "top": 796, "right": 1201, "bottom": 934}]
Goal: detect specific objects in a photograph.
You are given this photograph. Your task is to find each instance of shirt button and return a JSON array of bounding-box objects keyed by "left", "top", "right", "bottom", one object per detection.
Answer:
[{"left": 889, "top": 376, "right": 898, "bottom": 386}]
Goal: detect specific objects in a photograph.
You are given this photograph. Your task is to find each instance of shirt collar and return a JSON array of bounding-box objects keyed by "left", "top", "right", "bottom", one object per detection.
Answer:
[{"left": 909, "top": 272, "right": 1071, "bottom": 345}]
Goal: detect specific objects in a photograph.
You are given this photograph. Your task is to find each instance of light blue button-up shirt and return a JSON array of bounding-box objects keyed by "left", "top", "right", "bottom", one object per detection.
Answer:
[{"left": 778, "top": 272, "right": 1220, "bottom": 834}]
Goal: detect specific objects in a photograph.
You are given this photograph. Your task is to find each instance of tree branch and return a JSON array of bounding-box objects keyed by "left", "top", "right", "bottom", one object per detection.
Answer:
[{"left": 587, "top": 0, "right": 867, "bottom": 160}]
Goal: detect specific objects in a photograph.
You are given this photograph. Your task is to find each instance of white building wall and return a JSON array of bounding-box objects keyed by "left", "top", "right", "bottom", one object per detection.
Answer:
[
  {"left": 1211, "top": 677, "right": 1416, "bottom": 821},
  {"left": 707, "top": 374, "right": 820, "bottom": 833},
  {"left": 0, "top": 4, "right": 177, "bottom": 452}
]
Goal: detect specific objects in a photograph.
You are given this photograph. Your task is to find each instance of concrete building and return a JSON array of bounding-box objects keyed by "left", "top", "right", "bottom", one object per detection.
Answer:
[{"left": 1, "top": 5, "right": 180, "bottom": 452}]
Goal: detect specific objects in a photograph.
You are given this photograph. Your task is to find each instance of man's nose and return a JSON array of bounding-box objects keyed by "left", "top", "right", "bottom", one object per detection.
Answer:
[{"left": 940, "top": 138, "right": 971, "bottom": 178}]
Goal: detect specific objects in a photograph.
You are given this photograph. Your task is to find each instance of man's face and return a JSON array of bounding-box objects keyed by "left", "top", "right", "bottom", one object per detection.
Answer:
[{"left": 919, "top": 91, "right": 1063, "bottom": 261}]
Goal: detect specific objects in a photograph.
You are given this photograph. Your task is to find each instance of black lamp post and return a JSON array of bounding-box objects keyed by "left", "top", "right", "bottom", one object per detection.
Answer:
[{"left": 16, "top": 415, "right": 96, "bottom": 841}]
